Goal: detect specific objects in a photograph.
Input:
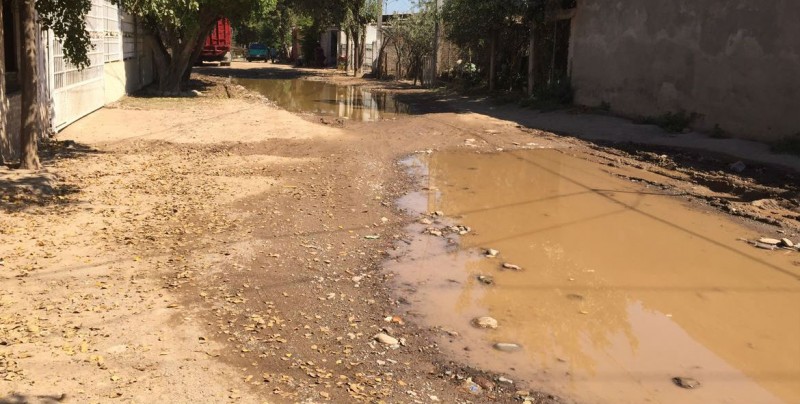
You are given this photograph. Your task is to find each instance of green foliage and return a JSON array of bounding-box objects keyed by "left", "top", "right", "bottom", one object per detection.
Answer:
[
  {"left": 441, "top": 0, "right": 572, "bottom": 93},
  {"left": 35, "top": 0, "right": 93, "bottom": 68},
  {"left": 771, "top": 134, "right": 800, "bottom": 156},
  {"left": 115, "top": 0, "right": 276, "bottom": 38},
  {"left": 639, "top": 111, "right": 694, "bottom": 133},
  {"left": 519, "top": 77, "right": 573, "bottom": 110},
  {"left": 710, "top": 124, "right": 730, "bottom": 139},
  {"left": 300, "top": 21, "right": 323, "bottom": 66},
  {"left": 384, "top": 0, "right": 436, "bottom": 79},
  {"left": 234, "top": 1, "right": 292, "bottom": 49}
]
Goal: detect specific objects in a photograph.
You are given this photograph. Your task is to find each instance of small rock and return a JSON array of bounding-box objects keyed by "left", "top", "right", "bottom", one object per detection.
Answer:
[
  {"left": 729, "top": 161, "right": 746, "bottom": 173},
  {"left": 484, "top": 249, "right": 499, "bottom": 258},
  {"left": 474, "top": 376, "right": 495, "bottom": 391},
  {"left": 502, "top": 263, "right": 522, "bottom": 271},
  {"left": 473, "top": 317, "right": 499, "bottom": 329},
  {"left": 477, "top": 275, "right": 494, "bottom": 285},
  {"left": 374, "top": 333, "right": 399, "bottom": 346},
  {"left": 419, "top": 218, "right": 433, "bottom": 225},
  {"left": 493, "top": 342, "right": 522, "bottom": 352},
  {"left": 758, "top": 237, "right": 781, "bottom": 245},
  {"left": 672, "top": 377, "right": 701, "bottom": 389},
  {"left": 780, "top": 238, "right": 794, "bottom": 248},
  {"left": 426, "top": 229, "right": 443, "bottom": 237},
  {"left": 514, "top": 390, "right": 531, "bottom": 399},
  {"left": 498, "top": 376, "right": 514, "bottom": 384}
]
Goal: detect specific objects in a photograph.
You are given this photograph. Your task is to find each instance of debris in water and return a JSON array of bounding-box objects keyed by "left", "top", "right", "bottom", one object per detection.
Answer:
[
  {"left": 472, "top": 317, "right": 499, "bottom": 329},
  {"left": 493, "top": 342, "right": 522, "bottom": 352},
  {"left": 477, "top": 275, "right": 494, "bottom": 285},
  {"left": 484, "top": 249, "right": 499, "bottom": 258},
  {"left": 502, "top": 263, "right": 522, "bottom": 271},
  {"left": 672, "top": 377, "right": 701, "bottom": 389}
]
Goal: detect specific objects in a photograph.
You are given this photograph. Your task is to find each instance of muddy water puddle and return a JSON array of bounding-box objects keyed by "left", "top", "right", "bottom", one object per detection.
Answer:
[
  {"left": 236, "top": 78, "right": 409, "bottom": 121},
  {"left": 389, "top": 149, "right": 800, "bottom": 404}
]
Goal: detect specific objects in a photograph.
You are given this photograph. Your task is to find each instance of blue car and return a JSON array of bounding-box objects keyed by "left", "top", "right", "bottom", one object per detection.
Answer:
[{"left": 247, "top": 43, "right": 269, "bottom": 62}]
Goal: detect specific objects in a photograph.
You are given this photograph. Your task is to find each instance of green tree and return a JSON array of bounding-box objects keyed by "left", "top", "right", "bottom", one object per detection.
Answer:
[
  {"left": 442, "top": 0, "right": 526, "bottom": 91},
  {"left": 115, "top": 0, "right": 277, "bottom": 94},
  {"left": 442, "top": 0, "right": 571, "bottom": 93},
  {"left": 347, "top": 0, "right": 379, "bottom": 75},
  {"left": 386, "top": 0, "right": 436, "bottom": 85}
]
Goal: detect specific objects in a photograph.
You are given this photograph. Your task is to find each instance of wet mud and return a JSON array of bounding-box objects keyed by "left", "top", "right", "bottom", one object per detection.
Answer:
[{"left": 388, "top": 149, "right": 800, "bottom": 404}]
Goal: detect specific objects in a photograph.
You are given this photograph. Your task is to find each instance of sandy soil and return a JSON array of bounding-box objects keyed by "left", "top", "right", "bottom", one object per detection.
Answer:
[{"left": 1, "top": 62, "right": 798, "bottom": 404}]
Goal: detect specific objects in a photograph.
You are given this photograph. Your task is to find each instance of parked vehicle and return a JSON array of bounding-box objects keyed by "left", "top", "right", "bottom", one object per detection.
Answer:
[
  {"left": 200, "top": 18, "right": 232, "bottom": 66},
  {"left": 247, "top": 43, "right": 269, "bottom": 62}
]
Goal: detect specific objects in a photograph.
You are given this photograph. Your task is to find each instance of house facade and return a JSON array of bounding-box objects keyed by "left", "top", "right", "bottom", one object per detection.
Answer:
[{"left": 2, "top": 0, "right": 154, "bottom": 161}]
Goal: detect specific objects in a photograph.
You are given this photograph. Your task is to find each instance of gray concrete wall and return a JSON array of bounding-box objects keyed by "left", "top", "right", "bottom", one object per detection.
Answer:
[{"left": 570, "top": 0, "right": 800, "bottom": 141}]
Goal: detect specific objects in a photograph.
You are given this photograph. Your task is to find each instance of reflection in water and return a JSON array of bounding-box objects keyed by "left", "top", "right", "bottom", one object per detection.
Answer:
[
  {"left": 390, "top": 149, "right": 800, "bottom": 404},
  {"left": 236, "top": 78, "right": 409, "bottom": 122}
]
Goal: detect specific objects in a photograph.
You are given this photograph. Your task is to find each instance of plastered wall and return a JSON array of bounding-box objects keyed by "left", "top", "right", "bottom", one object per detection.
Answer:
[{"left": 570, "top": 0, "right": 800, "bottom": 140}]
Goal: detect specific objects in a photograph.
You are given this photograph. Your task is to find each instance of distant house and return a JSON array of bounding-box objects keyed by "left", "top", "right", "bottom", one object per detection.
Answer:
[
  {"left": 2, "top": 0, "right": 154, "bottom": 161},
  {"left": 319, "top": 23, "right": 380, "bottom": 72},
  {"left": 319, "top": 13, "right": 460, "bottom": 80}
]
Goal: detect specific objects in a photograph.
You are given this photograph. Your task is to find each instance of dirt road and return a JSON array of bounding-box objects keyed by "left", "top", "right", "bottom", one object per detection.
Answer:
[{"left": 1, "top": 62, "right": 798, "bottom": 403}]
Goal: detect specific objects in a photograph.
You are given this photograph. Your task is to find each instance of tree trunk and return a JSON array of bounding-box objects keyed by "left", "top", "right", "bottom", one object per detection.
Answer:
[
  {"left": 527, "top": 21, "right": 535, "bottom": 96},
  {"left": 0, "top": 0, "right": 7, "bottom": 165},
  {"left": 358, "top": 29, "right": 366, "bottom": 77},
  {"left": 148, "top": 14, "right": 215, "bottom": 95},
  {"left": 488, "top": 33, "right": 496, "bottom": 92},
  {"left": 345, "top": 31, "right": 350, "bottom": 75},
  {"left": 351, "top": 29, "right": 360, "bottom": 77},
  {"left": 375, "top": 1, "right": 383, "bottom": 78},
  {"left": 181, "top": 21, "right": 216, "bottom": 89},
  {"left": 19, "top": 0, "right": 40, "bottom": 170}
]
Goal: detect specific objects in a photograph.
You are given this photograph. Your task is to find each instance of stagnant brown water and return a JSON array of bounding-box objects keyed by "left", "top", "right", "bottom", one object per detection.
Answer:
[
  {"left": 389, "top": 149, "right": 800, "bottom": 404},
  {"left": 237, "top": 78, "right": 409, "bottom": 121}
]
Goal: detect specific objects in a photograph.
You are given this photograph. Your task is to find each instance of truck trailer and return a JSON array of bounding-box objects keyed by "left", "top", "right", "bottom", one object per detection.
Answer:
[{"left": 200, "top": 18, "right": 232, "bottom": 66}]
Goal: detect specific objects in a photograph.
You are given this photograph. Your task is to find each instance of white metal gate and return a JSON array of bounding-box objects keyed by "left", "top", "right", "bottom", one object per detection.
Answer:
[{"left": 48, "top": 0, "right": 108, "bottom": 131}]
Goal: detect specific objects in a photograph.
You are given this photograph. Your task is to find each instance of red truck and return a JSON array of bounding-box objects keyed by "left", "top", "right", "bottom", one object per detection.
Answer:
[{"left": 200, "top": 18, "right": 232, "bottom": 66}]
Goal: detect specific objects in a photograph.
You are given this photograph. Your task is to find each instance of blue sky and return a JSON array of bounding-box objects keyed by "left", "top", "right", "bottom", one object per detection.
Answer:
[{"left": 384, "top": 0, "right": 413, "bottom": 14}]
